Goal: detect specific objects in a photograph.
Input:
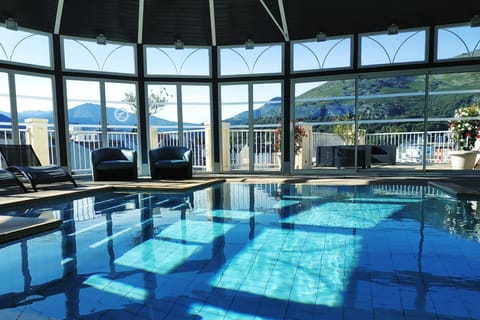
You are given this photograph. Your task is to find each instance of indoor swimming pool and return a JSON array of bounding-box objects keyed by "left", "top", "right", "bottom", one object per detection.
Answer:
[{"left": 0, "top": 182, "right": 479, "bottom": 320}]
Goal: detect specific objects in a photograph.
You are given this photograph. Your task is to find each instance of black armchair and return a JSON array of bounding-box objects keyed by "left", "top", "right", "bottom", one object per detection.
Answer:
[
  {"left": 149, "top": 146, "right": 192, "bottom": 179},
  {"left": 91, "top": 147, "right": 138, "bottom": 181}
]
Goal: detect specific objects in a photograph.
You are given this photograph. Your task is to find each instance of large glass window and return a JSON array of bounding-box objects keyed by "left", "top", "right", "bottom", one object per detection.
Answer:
[
  {"left": 427, "top": 71, "right": 480, "bottom": 169},
  {"left": 359, "top": 74, "right": 427, "bottom": 169},
  {"left": 436, "top": 24, "right": 480, "bottom": 61},
  {"left": 66, "top": 79, "right": 138, "bottom": 174},
  {"left": 15, "top": 73, "right": 55, "bottom": 142},
  {"left": 181, "top": 85, "right": 212, "bottom": 172},
  {"left": 360, "top": 28, "right": 428, "bottom": 67},
  {"left": 146, "top": 84, "right": 212, "bottom": 172},
  {"left": 145, "top": 46, "right": 210, "bottom": 76},
  {"left": 106, "top": 82, "right": 138, "bottom": 150},
  {"left": 147, "top": 84, "right": 178, "bottom": 147},
  {"left": 62, "top": 37, "right": 136, "bottom": 74},
  {"left": 294, "top": 79, "right": 356, "bottom": 171},
  {"left": 292, "top": 36, "right": 352, "bottom": 72},
  {"left": 0, "top": 72, "right": 12, "bottom": 145},
  {"left": 219, "top": 44, "right": 283, "bottom": 76},
  {"left": 220, "top": 84, "right": 248, "bottom": 171},
  {"left": 0, "top": 26, "right": 52, "bottom": 68},
  {"left": 220, "top": 82, "right": 282, "bottom": 172},
  {"left": 66, "top": 79, "right": 101, "bottom": 173},
  {"left": 0, "top": 73, "right": 56, "bottom": 164}
]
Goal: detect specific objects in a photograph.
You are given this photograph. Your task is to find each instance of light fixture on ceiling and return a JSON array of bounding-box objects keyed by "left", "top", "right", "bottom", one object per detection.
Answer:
[
  {"left": 174, "top": 39, "right": 184, "bottom": 50},
  {"left": 96, "top": 33, "right": 107, "bottom": 45},
  {"left": 471, "top": 14, "right": 480, "bottom": 27},
  {"left": 5, "top": 17, "right": 18, "bottom": 30},
  {"left": 316, "top": 32, "right": 327, "bottom": 42},
  {"left": 387, "top": 23, "right": 399, "bottom": 35},
  {"left": 245, "top": 39, "right": 254, "bottom": 50}
]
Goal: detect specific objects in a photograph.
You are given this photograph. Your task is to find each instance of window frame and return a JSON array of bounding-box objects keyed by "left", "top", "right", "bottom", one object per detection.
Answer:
[
  {"left": 290, "top": 35, "right": 354, "bottom": 74},
  {"left": 218, "top": 42, "right": 284, "bottom": 78},
  {"left": 0, "top": 25, "right": 54, "bottom": 70},
  {"left": 434, "top": 22, "right": 480, "bottom": 63},
  {"left": 358, "top": 26, "right": 429, "bottom": 68},
  {"left": 60, "top": 35, "right": 138, "bottom": 76},
  {"left": 143, "top": 45, "right": 212, "bottom": 78}
]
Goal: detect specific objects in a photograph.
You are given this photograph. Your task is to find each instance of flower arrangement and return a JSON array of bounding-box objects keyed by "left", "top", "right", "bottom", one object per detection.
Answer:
[
  {"left": 449, "top": 103, "right": 480, "bottom": 150},
  {"left": 274, "top": 123, "right": 307, "bottom": 155}
]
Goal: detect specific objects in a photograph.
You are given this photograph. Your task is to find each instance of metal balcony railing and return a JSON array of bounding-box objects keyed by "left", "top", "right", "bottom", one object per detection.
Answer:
[{"left": 0, "top": 122, "right": 458, "bottom": 175}]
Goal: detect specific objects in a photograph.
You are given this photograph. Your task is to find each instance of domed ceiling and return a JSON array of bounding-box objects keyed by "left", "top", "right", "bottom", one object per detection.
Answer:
[{"left": 0, "top": 0, "right": 478, "bottom": 46}]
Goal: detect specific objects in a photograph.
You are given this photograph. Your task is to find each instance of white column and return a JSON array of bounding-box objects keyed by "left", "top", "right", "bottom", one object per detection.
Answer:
[{"left": 25, "top": 118, "right": 49, "bottom": 165}]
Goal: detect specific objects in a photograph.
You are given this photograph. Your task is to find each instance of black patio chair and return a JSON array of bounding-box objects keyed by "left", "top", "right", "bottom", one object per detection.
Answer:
[
  {"left": 91, "top": 147, "right": 138, "bottom": 181},
  {"left": 0, "top": 144, "right": 77, "bottom": 192},
  {"left": 0, "top": 168, "right": 27, "bottom": 193},
  {"left": 149, "top": 146, "right": 192, "bottom": 179}
]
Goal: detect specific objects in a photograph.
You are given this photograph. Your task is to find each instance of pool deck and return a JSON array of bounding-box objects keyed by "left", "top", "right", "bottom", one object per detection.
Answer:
[
  {"left": 1, "top": 173, "right": 479, "bottom": 244},
  {"left": 0, "top": 177, "right": 226, "bottom": 244}
]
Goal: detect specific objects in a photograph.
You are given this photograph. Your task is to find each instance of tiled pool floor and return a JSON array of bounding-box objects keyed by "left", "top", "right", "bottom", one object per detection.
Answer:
[{"left": 0, "top": 183, "right": 479, "bottom": 319}]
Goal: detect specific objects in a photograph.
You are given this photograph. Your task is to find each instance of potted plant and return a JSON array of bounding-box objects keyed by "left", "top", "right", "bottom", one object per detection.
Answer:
[
  {"left": 274, "top": 122, "right": 307, "bottom": 156},
  {"left": 448, "top": 103, "right": 480, "bottom": 169}
]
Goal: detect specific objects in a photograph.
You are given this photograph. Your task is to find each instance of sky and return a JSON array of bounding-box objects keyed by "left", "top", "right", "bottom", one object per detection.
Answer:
[{"left": 1, "top": 23, "right": 479, "bottom": 124}]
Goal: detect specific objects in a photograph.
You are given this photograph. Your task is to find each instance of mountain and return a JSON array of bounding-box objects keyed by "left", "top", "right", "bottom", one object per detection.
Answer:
[
  {"left": 239, "top": 73, "right": 480, "bottom": 132},
  {"left": 0, "top": 112, "right": 11, "bottom": 122},
  {"left": 225, "top": 97, "right": 282, "bottom": 125},
  {"left": 14, "top": 103, "right": 179, "bottom": 127}
]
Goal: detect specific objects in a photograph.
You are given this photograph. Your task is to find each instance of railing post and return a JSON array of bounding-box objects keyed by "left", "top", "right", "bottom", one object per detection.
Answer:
[
  {"left": 25, "top": 118, "right": 49, "bottom": 165},
  {"left": 204, "top": 122, "right": 213, "bottom": 172},
  {"left": 222, "top": 122, "right": 231, "bottom": 172},
  {"left": 149, "top": 127, "right": 158, "bottom": 149}
]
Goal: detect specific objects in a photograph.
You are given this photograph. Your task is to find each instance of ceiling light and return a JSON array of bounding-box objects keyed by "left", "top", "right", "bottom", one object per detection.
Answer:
[
  {"left": 245, "top": 39, "right": 254, "bottom": 50},
  {"left": 5, "top": 17, "right": 18, "bottom": 31},
  {"left": 471, "top": 14, "right": 480, "bottom": 27},
  {"left": 316, "top": 32, "right": 327, "bottom": 42},
  {"left": 96, "top": 33, "right": 107, "bottom": 45},
  {"left": 174, "top": 39, "right": 184, "bottom": 50},
  {"left": 387, "top": 23, "right": 399, "bottom": 35}
]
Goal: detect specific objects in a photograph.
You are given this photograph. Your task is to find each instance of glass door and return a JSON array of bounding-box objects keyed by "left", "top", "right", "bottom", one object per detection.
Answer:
[{"left": 220, "top": 82, "right": 282, "bottom": 173}]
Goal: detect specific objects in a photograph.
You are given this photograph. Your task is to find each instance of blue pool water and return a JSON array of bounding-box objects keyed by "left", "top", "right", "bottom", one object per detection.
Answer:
[{"left": 0, "top": 183, "right": 479, "bottom": 320}]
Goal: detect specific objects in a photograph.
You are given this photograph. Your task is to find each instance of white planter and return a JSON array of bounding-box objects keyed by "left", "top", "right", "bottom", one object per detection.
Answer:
[{"left": 449, "top": 150, "right": 479, "bottom": 170}]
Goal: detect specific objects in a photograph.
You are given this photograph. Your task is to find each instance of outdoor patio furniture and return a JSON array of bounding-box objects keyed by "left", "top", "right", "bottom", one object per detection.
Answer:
[
  {"left": 316, "top": 144, "right": 397, "bottom": 168},
  {"left": 0, "top": 168, "right": 27, "bottom": 193},
  {"left": 335, "top": 145, "right": 372, "bottom": 168},
  {"left": 316, "top": 146, "right": 336, "bottom": 167},
  {"left": 91, "top": 147, "right": 138, "bottom": 181},
  {"left": 0, "top": 144, "right": 77, "bottom": 192},
  {"left": 371, "top": 145, "right": 397, "bottom": 165},
  {"left": 149, "top": 146, "right": 192, "bottom": 179},
  {"left": 316, "top": 145, "right": 372, "bottom": 168}
]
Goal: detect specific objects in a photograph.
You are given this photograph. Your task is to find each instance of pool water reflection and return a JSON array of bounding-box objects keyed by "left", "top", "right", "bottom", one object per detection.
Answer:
[{"left": 0, "top": 183, "right": 479, "bottom": 319}]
